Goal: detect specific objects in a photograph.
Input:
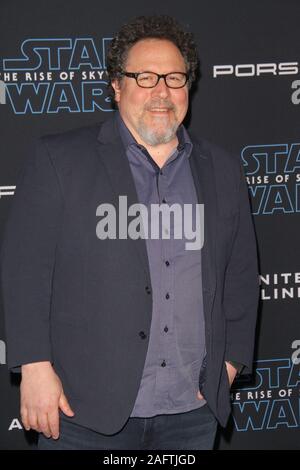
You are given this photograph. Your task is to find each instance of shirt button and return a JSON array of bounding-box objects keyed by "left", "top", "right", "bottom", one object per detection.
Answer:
[
  {"left": 145, "top": 286, "right": 151, "bottom": 294},
  {"left": 165, "top": 260, "right": 170, "bottom": 266},
  {"left": 139, "top": 331, "right": 147, "bottom": 339},
  {"left": 165, "top": 293, "right": 170, "bottom": 299},
  {"left": 160, "top": 170, "right": 163, "bottom": 175},
  {"left": 161, "top": 360, "right": 166, "bottom": 367},
  {"left": 164, "top": 326, "right": 169, "bottom": 333}
]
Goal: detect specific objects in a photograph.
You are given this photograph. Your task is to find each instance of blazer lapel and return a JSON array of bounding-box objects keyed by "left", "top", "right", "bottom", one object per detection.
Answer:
[
  {"left": 96, "top": 116, "right": 151, "bottom": 283},
  {"left": 189, "top": 143, "right": 217, "bottom": 326}
]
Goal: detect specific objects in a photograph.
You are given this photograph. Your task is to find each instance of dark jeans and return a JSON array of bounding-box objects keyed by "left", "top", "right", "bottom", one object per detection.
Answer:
[{"left": 38, "top": 404, "right": 217, "bottom": 450}]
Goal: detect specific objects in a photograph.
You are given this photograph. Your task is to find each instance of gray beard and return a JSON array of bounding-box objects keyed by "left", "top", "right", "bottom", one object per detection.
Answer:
[{"left": 136, "top": 119, "right": 179, "bottom": 146}]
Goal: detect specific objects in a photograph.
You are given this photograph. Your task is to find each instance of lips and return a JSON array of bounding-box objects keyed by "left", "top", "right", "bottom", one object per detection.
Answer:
[{"left": 146, "top": 102, "right": 174, "bottom": 112}]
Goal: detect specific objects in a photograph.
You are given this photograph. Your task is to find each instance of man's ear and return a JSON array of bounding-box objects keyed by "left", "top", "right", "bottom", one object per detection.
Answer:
[{"left": 111, "top": 79, "right": 121, "bottom": 103}]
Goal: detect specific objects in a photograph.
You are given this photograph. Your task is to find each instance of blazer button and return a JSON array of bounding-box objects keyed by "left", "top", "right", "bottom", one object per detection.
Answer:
[
  {"left": 145, "top": 286, "right": 151, "bottom": 294},
  {"left": 139, "top": 331, "right": 147, "bottom": 339}
]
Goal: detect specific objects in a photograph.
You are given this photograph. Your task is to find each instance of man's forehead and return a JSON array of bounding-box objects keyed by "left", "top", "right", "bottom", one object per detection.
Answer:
[{"left": 125, "top": 38, "right": 186, "bottom": 69}]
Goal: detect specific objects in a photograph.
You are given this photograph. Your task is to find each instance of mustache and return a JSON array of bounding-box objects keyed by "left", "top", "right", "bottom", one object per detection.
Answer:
[{"left": 144, "top": 101, "right": 175, "bottom": 111}]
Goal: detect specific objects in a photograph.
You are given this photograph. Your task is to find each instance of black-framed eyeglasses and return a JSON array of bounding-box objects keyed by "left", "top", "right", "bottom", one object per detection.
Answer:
[{"left": 120, "top": 71, "right": 189, "bottom": 89}]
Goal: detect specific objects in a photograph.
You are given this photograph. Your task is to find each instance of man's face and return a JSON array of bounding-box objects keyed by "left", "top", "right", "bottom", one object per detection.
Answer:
[{"left": 112, "top": 38, "right": 189, "bottom": 146}]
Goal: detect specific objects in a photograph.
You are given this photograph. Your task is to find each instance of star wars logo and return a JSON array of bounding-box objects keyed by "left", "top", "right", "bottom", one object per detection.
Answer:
[
  {"left": 0, "top": 38, "right": 113, "bottom": 114},
  {"left": 241, "top": 143, "right": 300, "bottom": 215},
  {"left": 232, "top": 357, "right": 300, "bottom": 431}
]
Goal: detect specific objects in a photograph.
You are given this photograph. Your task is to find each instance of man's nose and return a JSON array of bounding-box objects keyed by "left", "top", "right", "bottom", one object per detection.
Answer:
[{"left": 152, "top": 77, "right": 170, "bottom": 97}]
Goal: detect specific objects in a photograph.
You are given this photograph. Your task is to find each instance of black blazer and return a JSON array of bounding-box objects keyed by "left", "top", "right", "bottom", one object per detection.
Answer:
[{"left": 1, "top": 113, "right": 259, "bottom": 434}]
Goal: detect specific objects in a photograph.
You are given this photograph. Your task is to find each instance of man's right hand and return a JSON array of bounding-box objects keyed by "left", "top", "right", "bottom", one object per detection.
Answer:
[{"left": 20, "top": 361, "right": 74, "bottom": 439}]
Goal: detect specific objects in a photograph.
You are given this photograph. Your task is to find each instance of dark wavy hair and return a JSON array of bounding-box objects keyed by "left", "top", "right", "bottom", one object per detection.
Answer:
[{"left": 106, "top": 15, "right": 199, "bottom": 102}]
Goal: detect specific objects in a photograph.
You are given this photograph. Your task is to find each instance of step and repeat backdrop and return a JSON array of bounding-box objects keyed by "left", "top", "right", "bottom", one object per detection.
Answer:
[{"left": 0, "top": 0, "right": 299, "bottom": 450}]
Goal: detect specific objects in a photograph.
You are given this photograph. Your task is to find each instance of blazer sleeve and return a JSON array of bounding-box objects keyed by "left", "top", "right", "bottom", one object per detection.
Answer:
[
  {"left": 223, "top": 157, "right": 260, "bottom": 374},
  {"left": 0, "top": 137, "right": 63, "bottom": 370}
]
